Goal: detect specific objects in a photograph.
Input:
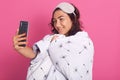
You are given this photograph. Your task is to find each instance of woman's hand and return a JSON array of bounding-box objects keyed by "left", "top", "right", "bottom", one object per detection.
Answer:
[
  {"left": 13, "top": 29, "right": 27, "bottom": 51},
  {"left": 51, "top": 35, "right": 59, "bottom": 42},
  {"left": 13, "top": 29, "right": 36, "bottom": 59}
]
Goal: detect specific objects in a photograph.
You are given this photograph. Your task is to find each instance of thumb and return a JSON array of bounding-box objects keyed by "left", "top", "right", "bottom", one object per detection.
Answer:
[{"left": 16, "top": 29, "right": 19, "bottom": 35}]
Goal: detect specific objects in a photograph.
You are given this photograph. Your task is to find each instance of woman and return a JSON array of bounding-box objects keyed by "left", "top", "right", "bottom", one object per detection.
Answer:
[{"left": 13, "top": 2, "right": 94, "bottom": 80}]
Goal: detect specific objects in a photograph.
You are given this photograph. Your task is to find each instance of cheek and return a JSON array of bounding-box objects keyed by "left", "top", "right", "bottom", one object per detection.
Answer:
[
  {"left": 67, "top": 25, "right": 72, "bottom": 31},
  {"left": 66, "top": 21, "right": 72, "bottom": 29},
  {"left": 64, "top": 20, "right": 72, "bottom": 27}
]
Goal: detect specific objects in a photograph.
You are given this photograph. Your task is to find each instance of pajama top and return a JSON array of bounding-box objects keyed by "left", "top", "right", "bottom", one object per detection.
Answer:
[{"left": 26, "top": 31, "right": 94, "bottom": 80}]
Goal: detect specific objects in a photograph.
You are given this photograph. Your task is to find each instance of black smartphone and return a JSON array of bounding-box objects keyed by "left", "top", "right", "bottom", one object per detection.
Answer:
[{"left": 18, "top": 21, "right": 28, "bottom": 47}]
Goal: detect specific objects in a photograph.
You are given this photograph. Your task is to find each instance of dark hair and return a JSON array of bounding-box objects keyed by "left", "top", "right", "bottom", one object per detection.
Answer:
[{"left": 50, "top": 4, "right": 83, "bottom": 36}]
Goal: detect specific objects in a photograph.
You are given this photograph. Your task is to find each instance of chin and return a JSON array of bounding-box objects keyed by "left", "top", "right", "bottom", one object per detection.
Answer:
[{"left": 58, "top": 31, "right": 67, "bottom": 35}]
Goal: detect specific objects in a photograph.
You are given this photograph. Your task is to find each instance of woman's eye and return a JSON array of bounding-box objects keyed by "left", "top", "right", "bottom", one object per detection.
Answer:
[{"left": 60, "top": 18, "right": 64, "bottom": 21}]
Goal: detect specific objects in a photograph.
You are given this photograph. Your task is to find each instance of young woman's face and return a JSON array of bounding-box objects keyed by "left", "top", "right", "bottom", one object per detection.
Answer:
[{"left": 53, "top": 10, "right": 72, "bottom": 36}]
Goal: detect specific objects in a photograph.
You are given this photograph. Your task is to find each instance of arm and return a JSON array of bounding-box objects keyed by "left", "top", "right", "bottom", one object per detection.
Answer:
[{"left": 16, "top": 46, "right": 36, "bottom": 59}]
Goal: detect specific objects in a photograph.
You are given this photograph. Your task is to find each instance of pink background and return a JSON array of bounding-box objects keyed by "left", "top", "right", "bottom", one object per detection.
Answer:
[{"left": 0, "top": 0, "right": 120, "bottom": 80}]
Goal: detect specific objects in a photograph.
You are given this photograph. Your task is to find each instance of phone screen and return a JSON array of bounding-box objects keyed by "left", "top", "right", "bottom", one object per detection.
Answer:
[{"left": 18, "top": 21, "right": 28, "bottom": 47}]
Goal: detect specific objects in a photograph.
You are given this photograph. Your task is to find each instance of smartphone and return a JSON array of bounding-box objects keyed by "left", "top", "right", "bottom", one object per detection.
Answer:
[{"left": 18, "top": 21, "right": 28, "bottom": 47}]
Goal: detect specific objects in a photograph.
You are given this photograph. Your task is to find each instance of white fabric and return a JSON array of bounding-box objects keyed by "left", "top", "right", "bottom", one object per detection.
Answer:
[{"left": 26, "top": 31, "right": 94, "bottom": 80}]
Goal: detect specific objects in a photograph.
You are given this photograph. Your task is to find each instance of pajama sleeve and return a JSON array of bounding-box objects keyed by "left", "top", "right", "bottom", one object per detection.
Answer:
[
  {"left": 26, "top": 35, "right": 53, "bottom": 80},
  {"left": 30, "top": 35, "right": 51, "bottom": 64}
]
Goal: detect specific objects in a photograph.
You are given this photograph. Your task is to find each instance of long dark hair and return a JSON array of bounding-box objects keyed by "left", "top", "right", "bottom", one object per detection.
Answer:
[{"left": 50, "top": 4, "right": 83, "bottom": 36}]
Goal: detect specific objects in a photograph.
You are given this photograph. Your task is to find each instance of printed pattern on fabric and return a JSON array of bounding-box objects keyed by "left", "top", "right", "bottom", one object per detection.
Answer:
[{"left": 26, "top": 31, "right": 94, "bottom": 80}]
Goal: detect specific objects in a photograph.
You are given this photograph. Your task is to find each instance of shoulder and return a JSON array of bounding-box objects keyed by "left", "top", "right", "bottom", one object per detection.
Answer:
[
  {"left": 76, "top": 31, "right": 93, "bottom": 42},
  {"left": 34, "top": 34, "right": 54, "bottom": 44},
  {"left": 67, "top": 31, "right": 89, "bottom": 40},
  {"left": 68, "top": 31, "right": 94, "bottom": 45},
  {"left": 75, "top": 31, "right": 89, "bottom": 38},
  {"left": 42, "top": 34, "right": 51, "bottom": 40},
  {"left": 76, "top": 31, "right": 94, "bottom": 48},
  {"left": 42, "top": 34, "right": 54, "bottom": 41}
]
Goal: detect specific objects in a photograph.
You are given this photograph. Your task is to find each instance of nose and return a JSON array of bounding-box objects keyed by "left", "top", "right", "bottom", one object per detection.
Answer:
[{"left": 55, "top": 20, "right": 61, "bottom": 28}]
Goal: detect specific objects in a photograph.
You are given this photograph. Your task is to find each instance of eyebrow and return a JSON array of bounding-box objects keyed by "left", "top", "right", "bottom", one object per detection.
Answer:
[{"left": 53, "top": 15, "right": 64, "bottom": 20}]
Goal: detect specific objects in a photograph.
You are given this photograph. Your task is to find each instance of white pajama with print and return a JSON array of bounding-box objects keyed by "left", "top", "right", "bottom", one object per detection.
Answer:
[{"left": 26, "top": 31, "right": 94, "bottom": 80}]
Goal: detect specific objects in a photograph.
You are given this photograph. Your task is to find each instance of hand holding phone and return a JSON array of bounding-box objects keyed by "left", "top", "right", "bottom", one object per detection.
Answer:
[{"left": 18, "top": 21, "right": 28, "bottom": 47}]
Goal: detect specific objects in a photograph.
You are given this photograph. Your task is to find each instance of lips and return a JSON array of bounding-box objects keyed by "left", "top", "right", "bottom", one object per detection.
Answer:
[{"left": 58, "top": 28, "right": 63, "bottom": 33}]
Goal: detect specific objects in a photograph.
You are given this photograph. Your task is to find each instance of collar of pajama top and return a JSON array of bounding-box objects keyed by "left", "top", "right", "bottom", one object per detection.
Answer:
[{"left": 50, "top": 31, "right": 89, "bottom": 43}]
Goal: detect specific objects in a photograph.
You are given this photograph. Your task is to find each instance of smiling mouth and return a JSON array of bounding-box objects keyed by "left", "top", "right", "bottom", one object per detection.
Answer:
[{"left": 58, "top": 29, "right": 63, "bottom": 32}]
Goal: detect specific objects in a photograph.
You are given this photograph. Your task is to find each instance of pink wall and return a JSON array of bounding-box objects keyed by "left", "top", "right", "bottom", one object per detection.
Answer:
[{"left": 0, "top": 0, "right": 120, "bottom": 80}]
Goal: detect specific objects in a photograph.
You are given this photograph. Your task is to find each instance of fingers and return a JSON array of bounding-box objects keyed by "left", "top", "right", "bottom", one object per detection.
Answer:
[
  {"left": 13, "top": 34, "right": 26, "bottom": 43},
  {"left": 14, "top": 42, "right": 26, "bottom": 50},
  {"left": 14, "top": 37, "right": 27, "bottom": 45},
  {"left": 13, "top": 33, "right": 27, "bottom": 50},
  {"left": 51, "top": 35, "right": 59, "bottom": 42},
  {"left": 18, "top": 33, "right": 26, "bottom": 37},
  {"left": 14, "top": 41, "right": 27, "bottom": 48}
]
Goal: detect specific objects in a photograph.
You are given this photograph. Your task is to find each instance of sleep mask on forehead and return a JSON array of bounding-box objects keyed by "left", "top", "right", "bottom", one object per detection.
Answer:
[{"left": 56, "top": 2, "right": 76, "bottom": 15}]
